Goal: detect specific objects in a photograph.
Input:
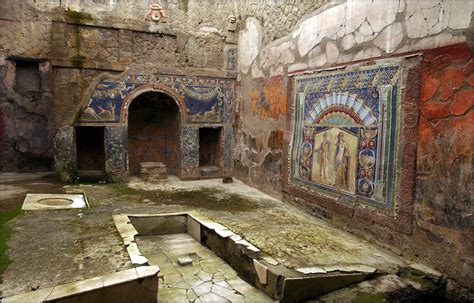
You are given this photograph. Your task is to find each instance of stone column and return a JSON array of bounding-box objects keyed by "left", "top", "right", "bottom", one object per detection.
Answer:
[
  {"left": 223, "top": 125, "right": 233, "bottom": 176},
  {"left": 54, "top": 126, "right": 76, "bottom": 182},
  {"left": 105, "top": 125, "right": 128, "bottom": 182},
  {"left": 181, "top": 126, "right": 200, "bottom": 179}
]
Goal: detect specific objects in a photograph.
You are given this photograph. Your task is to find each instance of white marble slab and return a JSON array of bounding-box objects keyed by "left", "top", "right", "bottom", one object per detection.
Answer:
[{"left": 22, "top": 193, "right": 87, "bottom": 210}]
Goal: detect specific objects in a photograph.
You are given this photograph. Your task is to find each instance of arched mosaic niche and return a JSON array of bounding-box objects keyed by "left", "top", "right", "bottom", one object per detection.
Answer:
[
  {"left": 290, "top": 64, "right": 401, "bottom": 209},
  {"left": 74, "top": 73, "right": 236, "bottom": 179},
  {"left": 77, "top": 73, "right": 236, "bottom": 125}
]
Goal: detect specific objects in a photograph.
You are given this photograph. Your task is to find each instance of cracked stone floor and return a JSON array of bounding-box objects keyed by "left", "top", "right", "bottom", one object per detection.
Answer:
[
  {"left": 0, "top": 173, "right": 409, "bottom": 300},
  {"left": 136, "top": 234, "right": 271, "bottom": 302}
]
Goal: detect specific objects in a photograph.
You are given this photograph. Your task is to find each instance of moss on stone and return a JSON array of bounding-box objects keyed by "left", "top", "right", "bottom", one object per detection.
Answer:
[
  {"left": 399, "top": 270, "right": 437, "bottom": 290},
  {"left": 55, "top": 162, "right": 76, "bottom": 183},
  {"left": 70, "top": 54, "right": 86, "bottom": 68},
  {"left": 107, "top": 184, "right": 260, "bottom": 213},
  {"left": 109, "top": 183, "right": 146, "bottom": 197},
  {"left": 64, "top": 8, "right": 93, "bottom": 24},
  {"left": 0, "top": 205, "right": 22, "bottom": 282},
  {"left": 352, "top": 292, "right": 386, "bottom": 303}
]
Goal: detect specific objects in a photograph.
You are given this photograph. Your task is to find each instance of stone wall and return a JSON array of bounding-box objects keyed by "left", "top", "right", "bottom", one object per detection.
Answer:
[
  {"left": 22, "top": 0, "right": 326, "bottom": 44},
  {"left": 0, "top": 1, "right": 54, "bottom": 171},
  {"left": 0, "top": 0, "right": 330, "bottom": 173},
  {"left": 236, "top": 0, "right": 474, "bottom": 288},
  {"left": 0, "top": 0, "right": 237, "bottom": 172},
  {"left": 0, "top": 59, "right": 55, "bottom": 171}
]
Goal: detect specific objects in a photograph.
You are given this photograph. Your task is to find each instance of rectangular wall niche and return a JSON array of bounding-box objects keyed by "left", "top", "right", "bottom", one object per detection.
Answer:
[
  {"left": 199, "top": 127, "right": 222, "bottom": 176},
  {"left": 290, "top": 64, "right": 401, "bottom": 209},
  {"left": 76, "top": 126, "right": 105, "bottom": 172},
  {"left": 14, "top": 59, "right": 40, "bottom": 96}
]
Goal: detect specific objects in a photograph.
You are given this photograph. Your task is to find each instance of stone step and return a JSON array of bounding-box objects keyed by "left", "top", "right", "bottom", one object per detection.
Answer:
[
  {"left": 200, "top": 165, "right": 221, "bottom": 177},
  {"left": 140, "top": 162, "right": 167, "bottom": 181}
]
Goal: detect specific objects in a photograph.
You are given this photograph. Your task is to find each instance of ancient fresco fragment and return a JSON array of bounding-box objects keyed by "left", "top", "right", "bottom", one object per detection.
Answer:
[{"left": 251, "top": 76, "right": 287, "bottom": 119}]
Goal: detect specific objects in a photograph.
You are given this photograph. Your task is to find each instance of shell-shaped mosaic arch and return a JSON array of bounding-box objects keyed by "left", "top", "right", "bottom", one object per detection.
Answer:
[{"left": 305, "top": 92, "right": 377, "bottom": 126}]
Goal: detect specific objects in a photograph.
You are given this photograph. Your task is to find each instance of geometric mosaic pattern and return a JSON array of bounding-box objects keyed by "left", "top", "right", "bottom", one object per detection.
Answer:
[{"left": 291, "top": 64, "right": 401, "bottom": 208}]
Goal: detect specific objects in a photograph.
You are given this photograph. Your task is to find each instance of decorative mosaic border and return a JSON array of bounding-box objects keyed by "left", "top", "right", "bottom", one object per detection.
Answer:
[
  {"left": 282, "top": 58, "right": 421, "bottom": 235},
  {"left": 289, "top": 63, "right": 403, "bottom": 209}
]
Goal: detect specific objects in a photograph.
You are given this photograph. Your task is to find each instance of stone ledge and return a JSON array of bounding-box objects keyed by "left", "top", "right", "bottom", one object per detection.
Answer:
[
  {"left": 51, "top": 58, "right": 125, "bottom": 71},
  {"left": 2, "top": 266, "right": 160, "bottom": 303},
  {"left": 51, "top": 16, "right": 177, "bottom": 36}
]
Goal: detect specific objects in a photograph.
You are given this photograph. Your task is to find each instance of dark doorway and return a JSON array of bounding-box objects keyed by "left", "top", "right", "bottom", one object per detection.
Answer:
[
  {"left": 199, "top": 127, "right": 222, "bottom": 176},
  {"left": 128, "top": 92, "right": 180, "bottom": 176},
  {"left": 76, "top": 126, "right": 105, "bottom": 172}
]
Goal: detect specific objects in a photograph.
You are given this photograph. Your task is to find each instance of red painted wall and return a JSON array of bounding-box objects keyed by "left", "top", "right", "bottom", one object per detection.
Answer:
[{"left": 415, "top": 43, "right": 473, "bottom": 286}]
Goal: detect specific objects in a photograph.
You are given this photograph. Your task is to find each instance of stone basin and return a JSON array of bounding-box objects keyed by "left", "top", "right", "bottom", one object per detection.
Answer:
[
  {"left": 22, "top": 193, "right": 87, "bottom": 210},
  {"left": 37, "top": 198, "right": 74, "bottom": 206}
]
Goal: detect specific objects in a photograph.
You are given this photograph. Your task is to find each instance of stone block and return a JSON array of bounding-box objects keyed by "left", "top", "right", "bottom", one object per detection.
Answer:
[
  {"left": 178, "top": 256, "right": 193, "bottom": 266},
  {"left": 2, "top": 287, "right": 53, "bottom": 303},
  {"left": 140, "top": 161, "right": 167, "bottom": 182},
  {"left": 253, "top": 259, "right": 268, "bottom": 285}
]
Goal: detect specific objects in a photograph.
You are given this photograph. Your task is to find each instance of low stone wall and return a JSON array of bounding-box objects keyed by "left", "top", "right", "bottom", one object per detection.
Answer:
[{"left": 3, "top": 266, "right": 159, "bottom": 303}]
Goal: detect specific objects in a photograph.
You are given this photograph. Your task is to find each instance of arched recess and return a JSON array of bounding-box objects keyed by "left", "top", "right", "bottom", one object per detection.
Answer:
[
  {"left": 120, "top": 83, "right": 187, "bottom": 124},
  {"left": 123, "top": 84, "right": 186, "bottom": 177}
]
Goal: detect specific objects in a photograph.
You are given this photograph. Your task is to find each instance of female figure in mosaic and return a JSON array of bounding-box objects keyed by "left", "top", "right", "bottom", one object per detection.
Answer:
[{"left": 334, "top": 132, "right": 350, "bottom": 190}]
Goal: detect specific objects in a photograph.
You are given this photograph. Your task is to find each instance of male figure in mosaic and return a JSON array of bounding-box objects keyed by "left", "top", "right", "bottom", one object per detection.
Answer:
[{"left": 317, "top": 132, "right": 331, "bottom": 181}]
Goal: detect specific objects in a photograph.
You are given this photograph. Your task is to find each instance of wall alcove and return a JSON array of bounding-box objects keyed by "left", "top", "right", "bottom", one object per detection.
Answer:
[{"left": 127, "top": 92, "right": 181, "bottom": 176}]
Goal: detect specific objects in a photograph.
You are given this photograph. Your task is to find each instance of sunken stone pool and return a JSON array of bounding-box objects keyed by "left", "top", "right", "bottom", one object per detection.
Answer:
[{"left": 114, "top": 212, "right": 376, "bottom": 302}]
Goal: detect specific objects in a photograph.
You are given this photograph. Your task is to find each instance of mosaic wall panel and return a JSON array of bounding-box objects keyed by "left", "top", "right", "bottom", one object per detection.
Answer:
[
  {"left": 290, "top": 64, "right": 401, "bottom": 208},
  {"left": 104, "top": 125, "right": 128, "bottom": 180},
  {"left": 78, "top": 73, "right": 235, "bottom": 124},
  {"left": 181, "top": 126, "right": 200, "bottom": 177},
  {"left": 226, "top": 48, "right": 237, "bottom": 72},
  {"left": 224, "top": 126, "right": 233, "bottom": 169}
]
